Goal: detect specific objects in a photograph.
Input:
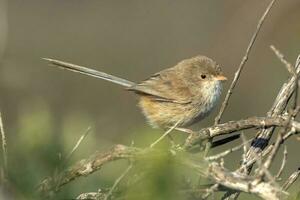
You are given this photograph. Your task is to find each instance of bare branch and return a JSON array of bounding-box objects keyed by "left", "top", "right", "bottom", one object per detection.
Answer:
[
  {"left": 214, "top": 0, "right": 278, "bottom": 124},
  {"left": 238, "top": 50, "right": 300, "bottom": 173},
  {"left": 275, "top": 145, "right": 287, "bottom": 180},
  {"left": 104, "top": 163, "right": 133, "bottom": 200},
  {"left": 263, "top": 129, "right": 283, "bottom": 171},
  {"left": 38, "top": 145, "right": 145, "bottom": 195},
  {"left": 204, "top": 162, "right": 283, "bottom": 200},
  {"left": 293, "top": 55, "right": 300, "bottom": 110},
  {"left": 66, "top": 126, "right": 91, "bottom": 162},
  {"left": 39, "top": 142, "right": 287, "bottom": 200},
  {"left": 205, "top": 138, "right": 252, "bottom": 161},
  {"left": 150, "top": 119, "right": 181, "bottom": 148},
  {"left": 0, "top": 111, "right": 7, "bottom": 181},
  {"left": 184, "top": 116, "right": 300, "bottom": 149},
  {"left": 282, "top": 168, "right": 300, "bottom": 191},
  {"left": 270, "top": 45, "right": 295, "bottom": 75}
]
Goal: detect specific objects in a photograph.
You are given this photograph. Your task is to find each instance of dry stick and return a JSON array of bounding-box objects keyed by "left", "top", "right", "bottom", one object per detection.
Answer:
[
  {"left": 104, "top": 163, "right": 133, "bottom": 200},
  {"left": 244, "top": 127, "right": 295, "bottom": 170},
  {"left": 240, "top": 133, "right": 249, "bottom": 164},
  {"left": 282, "top": 168, "right": 300, "bottom": 190},
  {"left": 201, "top": 183, "right": 219, "bottom": 199},
  {"left": 150, "top": 119, "right": 181, "bottom": 148},
  {"left": 263, "top": 128, "right": 284, "bottom": 171},
  {"left": 256, "top": 130, "right": 282, "bottom": 179},
  {"left": 205, "top": 139, "right": 252, "bottom": 161},
  {"left": 275, "top": 145, "right": 287, "bottom": 180},
  {"left": 53, "top": 127, "right": 91, "bottom": 193},
  {"left": 65, "top": 126, "right": 91, "bottom": 162},
  {"left": 38, "top": 143, "right": 287, "bottom": 200},
  {"left": 224, "top": 54, "right": 300, "bottom": 199},
  {"left": 270, "top": 45, "right": 295, "bottom": 75},
  {"left": 184, "top": 115, "right": 300, "bottom": 148},
  {"left": 37, "top": 117, "right": 300, "bottom": 194},
  {"left": 0, "top": 112, "right": 7, "bottom": 179},
  {"left": 293, "top": 55, "right": 300, "bottom": 110},
  {"left": 214, "top": 0, "right": 277, "bottom": 125},
  {"left": 38, "top": 145, "right": 146, "bottom": 194},
  {"left": 270, "top": 46, "right": 300, "bottom": 113}
]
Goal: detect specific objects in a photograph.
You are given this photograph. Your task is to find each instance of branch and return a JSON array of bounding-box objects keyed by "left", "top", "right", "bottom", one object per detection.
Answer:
[
  {"left": 214, "top": 0, "right": 278, "bottom": 124},
  {"left": 191, "top": 162, "right": 284, "bottom": 200},
  {"left": 275, "top": 145, "right": 287, "bottom": 180},
  {"left": 223, "top": 52, "right": 300, "bottom": 198},
  {"left": 239, "top": 54, "right": 300, "bottom": 170},
  {"left": 38, "top": 145, "right": 145, "bottom": 195},
  {"left": 270, "top": 45, "right": 295, "bottom": 75},
  {"left": 0, "top": 111, "right": 7, "bottom": 182},
  {"left": 184, "top": 116, "right": 300, "bottom": 149},
  {"left": 40, "top": 143, "right": 284, "bottom": 200},
  {"left": 282, "top": 168, "right": 300, "bottom": 190}
]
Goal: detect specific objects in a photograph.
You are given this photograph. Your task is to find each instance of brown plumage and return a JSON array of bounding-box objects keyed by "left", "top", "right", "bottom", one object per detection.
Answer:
[{"left": 44, "top": 55, "right": 227, "bottom": 128}]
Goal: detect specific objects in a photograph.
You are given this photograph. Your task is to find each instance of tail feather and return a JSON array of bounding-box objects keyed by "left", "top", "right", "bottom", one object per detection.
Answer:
[{"left": 43, "top": 58, "right": 135, "bottom": 88}]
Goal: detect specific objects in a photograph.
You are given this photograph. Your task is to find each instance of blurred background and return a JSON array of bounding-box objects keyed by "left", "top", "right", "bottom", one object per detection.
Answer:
[{"left": 0, "top": 0, "right": 299, "bottom": 199}]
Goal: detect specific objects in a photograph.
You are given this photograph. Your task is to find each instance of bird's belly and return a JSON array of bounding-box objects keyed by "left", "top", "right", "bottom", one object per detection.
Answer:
[
  {"left": 138, "top": 82, "right": 222, "bottom": 128},
  {"left": 138, "top": 96, "right": 190, "bottom": 128}
]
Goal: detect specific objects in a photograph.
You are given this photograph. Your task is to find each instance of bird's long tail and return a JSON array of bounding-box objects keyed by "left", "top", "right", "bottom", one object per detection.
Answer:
[{"left": 43, "top": 58, "right": 135, "bottom": 88}]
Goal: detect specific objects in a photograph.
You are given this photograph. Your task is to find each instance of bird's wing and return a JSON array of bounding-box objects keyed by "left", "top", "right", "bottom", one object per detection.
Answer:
[{"left": 128, "top": 68, "right": 192, "bottom": 104}]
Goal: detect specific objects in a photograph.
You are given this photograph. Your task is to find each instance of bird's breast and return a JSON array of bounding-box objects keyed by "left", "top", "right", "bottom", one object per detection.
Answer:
[{"left": 195, "top": 80, "right": 222, "bottom": 117}]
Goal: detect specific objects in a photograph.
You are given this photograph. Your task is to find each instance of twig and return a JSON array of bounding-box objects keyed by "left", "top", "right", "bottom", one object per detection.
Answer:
[
  {"left": 54, "top": 127, "right": 91, "bottom": 193},
  {"left": 275, "top": 145, "right": 287, "bottom": 180},
  {"left": 236, "top": 49, "right": 300, "bottom": 172},
  {"left": 282, "top": 168, "right": 300, "bottom": 190},
  {"left": 293, "top": 55, "right": 300, "bottom": 110},
  {"left": 150, "top": 119, "right": 181, "bottom": 148},
  {"left": 77, "top": 192, "right": 100, "bottom": 200},
  {"left": 104, "top": 163, "right": 133, "bottom": 200},
  {"left": 184, "top": 115, "right": 300, "bottom": 149},
  {"left": 270, "top": 47, "right": 300, "bottom": 112},
  {"left": 256, "top": 131, "right": 282, "bottom": 181},
  {"left": 201, "top": 183, "right": 219, "bottom": 199},
  {"left": 204, "top": 162, "right": 283, "bottom": 200},
  {"left": 205, "top": 139, "right": 252, "bottom": 161},
  {"left": 38, "top": 145, "right": 145, "bottom": 194},
  {"left": 214, "top": 0, "right": 278, "bottom": 124},
  {"left": 39, "top": 142, "right": 286, "bottom": 200},
  {"left": 262, "top": 129, "right": 284, "bottom": 171},
  {"left": 270, "top": 45, "right": 295, "bottom": 75},
  {"left": 240, "top": 133, "right": 249, "bottom": 164},
  {"left": 65, "top": 126, "right": 91, "bottom": 162},
  {"left": 0, "top": 112, "right": 7, "bottom": 180}
]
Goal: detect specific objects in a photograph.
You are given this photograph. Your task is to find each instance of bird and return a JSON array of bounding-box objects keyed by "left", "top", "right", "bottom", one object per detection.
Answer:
[{"left": 44, "top": 55, "right": 227, "bottom": 128}]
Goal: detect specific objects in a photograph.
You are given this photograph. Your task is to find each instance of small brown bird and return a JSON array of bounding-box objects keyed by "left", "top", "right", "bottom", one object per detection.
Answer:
[{"left": 44, "top": 55, "right": 227, "bottom": 128}]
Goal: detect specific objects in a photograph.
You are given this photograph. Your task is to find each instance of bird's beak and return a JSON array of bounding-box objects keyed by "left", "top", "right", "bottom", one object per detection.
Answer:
[{"left": 215, "top": 75, "right": 228, "bottom": 81}]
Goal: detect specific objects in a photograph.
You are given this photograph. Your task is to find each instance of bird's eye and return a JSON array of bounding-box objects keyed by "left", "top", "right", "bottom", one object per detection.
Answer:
[{"left": 200, "top": 74, "right": 206, "bottom": 79}]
